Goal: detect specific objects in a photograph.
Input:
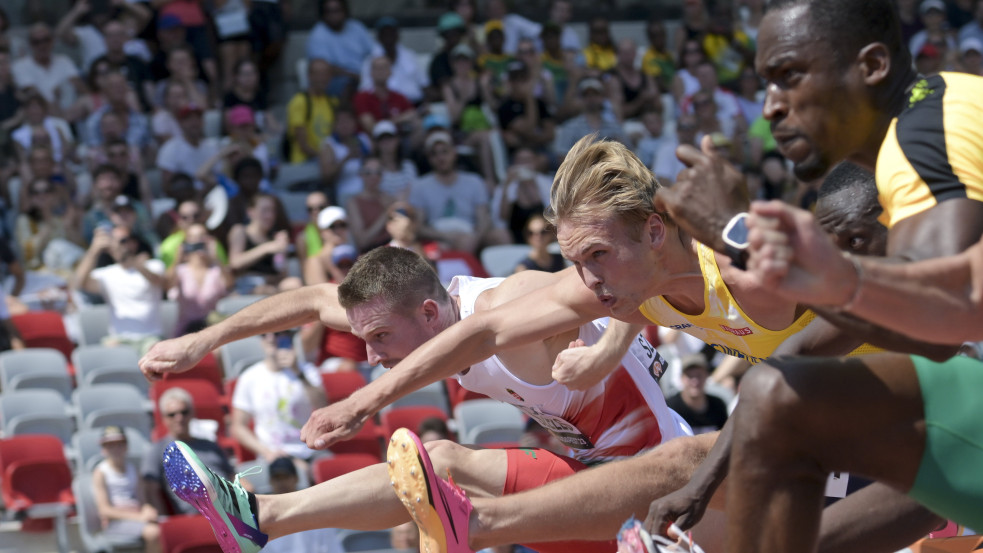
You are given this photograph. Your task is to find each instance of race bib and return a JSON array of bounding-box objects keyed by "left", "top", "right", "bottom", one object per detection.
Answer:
[{"left": 524, "top": 410, "right": 594, "bottom": 450}]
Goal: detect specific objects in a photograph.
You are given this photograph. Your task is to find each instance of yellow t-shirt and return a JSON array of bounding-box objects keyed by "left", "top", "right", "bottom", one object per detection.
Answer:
[
  {"left": 286, "top": 92, "right": 336, "bottom": 164},
  {"left": 876, "top": 72, "right": 983, "bottom": 228},
  {"left": 583, "top": 43, "right": 617, "bottom": 72},
  {"left": 639, "top": 243, "right": 879, "bottom": 363}
]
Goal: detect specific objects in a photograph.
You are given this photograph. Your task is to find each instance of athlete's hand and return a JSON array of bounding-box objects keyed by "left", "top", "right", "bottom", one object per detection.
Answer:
[
  {"left": 655, "top": 134, "right": 750, "bottom": 253},
  {"left": 139, "top": 333, "right": 212, "bottom": 381},
  {"left": 301, "top": 399, "right": 367, "bottom": 449},
  {"left": 644, "top": 482, "right": 711, "bottom": 538},
  {"left": 552, "top": 338, "right": 619, "bottom": 390},
  {"left": 747, "top": 200, "right": 856, "bottom": 306}
]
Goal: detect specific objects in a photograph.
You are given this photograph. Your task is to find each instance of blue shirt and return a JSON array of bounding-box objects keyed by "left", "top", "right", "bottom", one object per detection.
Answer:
[{"left": 305, "top": 20, "right": 374, "bottom": 75}]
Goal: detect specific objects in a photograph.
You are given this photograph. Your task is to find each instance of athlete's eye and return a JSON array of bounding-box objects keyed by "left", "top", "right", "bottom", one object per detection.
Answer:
[
  {"left": 592, "top": 250, "right": 605, "bottom": 259},
  {"left": 848, "top": 236, "right": 866, "bottom": 252}
]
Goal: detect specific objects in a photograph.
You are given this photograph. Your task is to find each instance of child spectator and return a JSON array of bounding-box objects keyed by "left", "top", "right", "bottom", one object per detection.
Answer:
[{"left": 92, "top": 426, "right": 161, "bottom": 553}]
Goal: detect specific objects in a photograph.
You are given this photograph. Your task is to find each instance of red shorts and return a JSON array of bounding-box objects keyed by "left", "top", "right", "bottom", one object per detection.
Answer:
[{"left": 502, "top": 448, "right": 618, "bottom": 553}]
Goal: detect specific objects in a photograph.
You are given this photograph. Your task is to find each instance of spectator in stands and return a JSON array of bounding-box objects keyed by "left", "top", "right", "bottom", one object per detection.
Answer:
[
  {"left": 157, "top": 104, "right": 221, "bottom": 191},
  {"left": 409, "top": 131, "right": 494, "bottom": 255},
  {"left": 681, "top": 60, "right": 741, "bottom": 125},
  {"left": 11, "top": 90, "right": 75, "bottom": 164},
  {"left": 66, "top": 58, "right": 116, "bottom": 124},
  {"left": 83, "top": 165, "right": 154, "bottom": 243},
  {"left": 12, "top": 23, "right": 84, "bottom": 110},
  {"left": 670, "top": 38, "right": 707, "bottom": 108},
  {"left": 691, "top": 89, "right": 735, "bottom": 143},
  {"left": 84, "top": 72, "right": 150, "bottom": 150},
  {"left": 494, "top": 146, "right": 551, "bottom": 243},
  {"left": 151, "top": 80, "right": 187, "bottom": 144},
  {"left": 665, "top": 353, "right": 729, "bottom": 435},
  {"left": 910, "top": 0, "right": 957, "bottom": 62},
  {"left": 295, "top": 191, "right": 329, "bottom": 267},
  {"left": 16, "top": 177, "right": 84, "bottom": 273},
  {"left": 74, "top": 223, "right": 165, "bottom": 353},
  {"left": 608, "top": 38, "right": 659, "bottom": 122},
  {"left": 223, "top": 59, "right": 277, "bottom": 134},
  {"left": 92, "top": 426, "right": 161, "bottom": 553},
  {"left": 441, "top": 44, "right": 496, "bottom": 186},
  {"left": 108, "top": 195, "right": 159, "bottom": 252},
  {"left": 0, "top": 7, "right": 26, "bottom": 59},
  {"left": 451, "top": 0, "right": 481, "bottom": 54},
  {"left": 231, "top": 329, "right": 327, "bottom": 471},
  {"left": 418, "top": 417, "right": 452, "bottom": 443},
  {"left": 142, "top": 387, "right": 234, "bottom": 516},
  {"left": 549, "top": 0, "right": 579, "bottom": 52},
  {"left": 486, "top": 0, "right": 541, "bottom": 55},
  {"left": 319, "top": 106, "right": 370, "bottom": 206},
  {"left": 303, "top": 205, "right": 351, "bottom": 285},
  {"left": 514, "top": 214, "right": 564, "bottom": 274},
  {"left": 0, "top": 47, "right": 19, "bottom": 133},
  {"left": 210, "top": 0, "right": 251, "bottom": 93},
  {"left": 539, "top": 23, "right": 572, "bottom": 114},
  {"left": 960, "top": 0, "right": 983, "bottom": 44},
  {"left": 159, "top": 199, "right": 227, "bottom": 269},
  {"left": 287, "top": 59, "right": 336, "bottom": 164},
  {"left": 374, "top": 120, "right": 417, "bottom": 198},
  {"left": 262, "top": 457, "right": 345, "bottom": 553},
  {"left": 959, "top": 37, "right": 983, "bottom": 75},
  {"left": 428, "top": 12, "right": 467, "bottom": 93},
  {"left": 701, "top": 0, "right": 755, "bottom": 87},
  {"left": 346, "top": 156, "right": 394, "bottom": 252},
  {"left": 167, "top": 223, "right": 233, "bottom": 336},
  {"left": 249, "top": 0, "right": 287, "bottom": 75},
  {"left": 306, "top": 0, "right": 373, "bottom": 98},
  {"left": 154, "top": 0, "right": 218, "bottom": 92},
  {"left": 360, "top": 16, "right": 427, "bottom": 105},
  {"left": 735, "top": 65, "right": 764, "bottom": 129},
  {"left": 479, "top": 20, "right": 511, "bottom": 97},
  {"left": 228, "top": 193, "right": 293, "bottom": 294},
  {"left": 155, "top": 174, "right": 198, "bottom": 239},
  {"left": 17, "top": 145, "right": 76, "bottom": 213},
  {"left": 555, "top": 77, "right": 626, "bottom": 159},
  {"left": 383, "top": 203, "right": 488, "bottom": 283},
  {"left": 55, "top": 1, "right": 151, "bottom": 70},
  {"left": 89, "top": 18, "right": 153, "bottom": 110},
  {"left": 153, "top": 46, "right": 209, "bottom": 110},
  {"left": 642, "top": 18, "right": 675, "bottom": 92},
  {"left": 582, "top": 16, "right": 616, "bottom": 73},
  {"left": 102, "top": 138, "right": 152, "bottom": 211},
  {"left": 634, "top": 106, "right": 666, "bottom": 169},
  {"left": 354, "top": 56, "right": 417, "bottom": 135},
  {"left": 498, "top": 60, "right": 555, "bottom": 154},
  {"left": 653, "top": 113, "right": 698, "bottom": 185},
  {"left": 221, "top": 105, "right": 271, "bottom": 176}
]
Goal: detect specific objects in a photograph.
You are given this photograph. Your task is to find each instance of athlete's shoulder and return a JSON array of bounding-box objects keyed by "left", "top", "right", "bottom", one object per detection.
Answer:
[{"left": 480, "top": 267, "right": 597, "bottom": 312}]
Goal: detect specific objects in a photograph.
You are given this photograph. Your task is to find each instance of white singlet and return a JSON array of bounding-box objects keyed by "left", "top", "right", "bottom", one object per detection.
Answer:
[{"left": 448, "top": 276, "right": 691, "bottom": 465}]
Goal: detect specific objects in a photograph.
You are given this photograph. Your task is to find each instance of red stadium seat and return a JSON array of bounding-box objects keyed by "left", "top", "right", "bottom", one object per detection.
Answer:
[
  {"left": 163, "top": 352, "right": 224, "bottom": 396},
  {"left": 321, "top": 371, "right": 366, "bottom": 404},
  {"left": 11, "top": 311, "right": 75, "bottom": 375},
  {"left": 311, "top": 453, "right": 379, "bottom": 484},
  {"left": 0, "top": 435, "right": 75, "bottom": 531},
  {"left": 328, "top": 418, "right": 383, "bottom": 460},
  {"left": 381, "top": 405, "right": 448, "bottom": 440},
  {"left": 159, "top": 515, "right": 223, "bottom": 553}
]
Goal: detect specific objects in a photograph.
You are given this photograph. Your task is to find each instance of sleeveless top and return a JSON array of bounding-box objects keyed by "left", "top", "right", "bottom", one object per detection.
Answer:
[
  {"left": 639, "top": 243, "right": 816, "bottom": 365},
  {"left": 449, "top": 276, "right": 688, "bottom": 465},
  {"left": 244, "top": 231, "right": 278, "bottom": 275},
  {"left": 95, "top": 460, "right": 140, "bottom": 509}
]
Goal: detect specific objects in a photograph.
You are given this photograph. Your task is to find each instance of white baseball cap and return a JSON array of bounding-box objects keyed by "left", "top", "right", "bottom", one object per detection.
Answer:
[{"left": 317, "top": 206, "right": 347, "bottom": 229}]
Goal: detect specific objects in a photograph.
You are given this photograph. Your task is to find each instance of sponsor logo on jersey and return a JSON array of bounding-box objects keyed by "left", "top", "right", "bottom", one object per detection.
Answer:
[
  {"left": 505, "top": 388, "right": 525, "bottom": 402},
  {"left": 720, "top": 324, "right": 753, "bottom": 336},
  {"left": 667, "top": 323, "right": 694, "bottom": 330}
]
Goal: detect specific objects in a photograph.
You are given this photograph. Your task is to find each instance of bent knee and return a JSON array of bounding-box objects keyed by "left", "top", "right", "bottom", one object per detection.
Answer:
[{"left": 423, "top": 439, "right": 469, "bottom": 473}]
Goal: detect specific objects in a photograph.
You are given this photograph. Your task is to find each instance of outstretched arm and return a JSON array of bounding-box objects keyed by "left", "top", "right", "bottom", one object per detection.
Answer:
[
  {"left": 300, "top": 270, "right": 609, "bottom": 448},
  {"left": 140, "top": 283, "right": 347, "bottom": 379},
  {"left": 748, "top": 200, "right": 983, "bottom": 344}
]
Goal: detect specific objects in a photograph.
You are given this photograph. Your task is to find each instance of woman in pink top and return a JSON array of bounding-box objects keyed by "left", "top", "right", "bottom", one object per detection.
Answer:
[{"left": 167, "top": 224, "right": 233, "bottom": 336}]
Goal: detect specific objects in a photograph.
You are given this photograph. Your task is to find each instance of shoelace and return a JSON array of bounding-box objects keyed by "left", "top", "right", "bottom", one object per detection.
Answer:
[
  {"left": 651, "top": 523, "right": 705, "bottom": 553},
  {"left": 216, "top": 465, "right": 264, "bottom": 509}
]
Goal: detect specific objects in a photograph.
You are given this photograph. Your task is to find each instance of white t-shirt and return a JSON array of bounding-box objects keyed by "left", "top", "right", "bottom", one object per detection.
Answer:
[
  {"left": 232, "top": 361, "right": 322, "bottom": 459},
  {"left": 90, "top": 260, "right": 165, "bottom": 338},
  {"left": 95, "top": 460, "right": 140, "bottom": 509},
  {"left": 12, "top": 54, "right": 80, "bottom": 103},
  {"left": 358, "top": 43, "right": 429, "bottom": 104},
  {"left": 156, "top": 135, "right": 221, "bottom": 189}
]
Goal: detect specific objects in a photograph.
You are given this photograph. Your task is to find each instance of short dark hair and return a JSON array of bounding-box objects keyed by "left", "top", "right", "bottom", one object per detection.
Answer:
[
  {"left": 93, "top": 163, "right": 123, "bottom": 182},
  {"left": 417, "top": 416, "right": 450, "bottom": 439},
  {"left": 338, "top": 247, "right": 450, "bottom": 316},
  {"left": 818, "top": 161, "right": 879, "bottom": 207},
  {"left": 766, "top": 0, "right": 910, "bottom": 69},
  {"left": 233, "top": 156, "right": 263, "bottom": 180}
]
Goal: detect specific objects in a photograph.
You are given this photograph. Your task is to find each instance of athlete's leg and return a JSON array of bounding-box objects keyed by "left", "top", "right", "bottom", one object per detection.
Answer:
[
  {"left": 468, "top": 432, "right": 719, "bottom": 549},
  {"left": 258, "top": 440, "right": 508, "bottom": 538},
  {"left": 817, "top": 482, "right": 942, "bottom": 553},
  {"left": 727, "top": 354, "right": 925, "bottom": 553}
]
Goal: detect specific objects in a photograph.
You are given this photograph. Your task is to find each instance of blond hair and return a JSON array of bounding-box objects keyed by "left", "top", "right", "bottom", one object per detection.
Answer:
[{"left": 546, "top": 135, "right": 664, "bottom": 239}]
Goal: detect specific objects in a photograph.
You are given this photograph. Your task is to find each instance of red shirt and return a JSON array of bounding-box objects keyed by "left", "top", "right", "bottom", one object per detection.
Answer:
[{"left": 353, "top": 89, "right": 413, "bottom": 132}]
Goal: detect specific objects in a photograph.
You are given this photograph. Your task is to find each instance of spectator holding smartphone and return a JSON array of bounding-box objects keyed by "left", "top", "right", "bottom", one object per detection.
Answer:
[{"left": 166, "top": 223, "right": 233, "bottom": 336}]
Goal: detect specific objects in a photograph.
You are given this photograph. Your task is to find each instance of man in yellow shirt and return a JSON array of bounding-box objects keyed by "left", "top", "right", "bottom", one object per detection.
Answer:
[{"left": 286, "top": 59, "right": 336, "bottom": 164}]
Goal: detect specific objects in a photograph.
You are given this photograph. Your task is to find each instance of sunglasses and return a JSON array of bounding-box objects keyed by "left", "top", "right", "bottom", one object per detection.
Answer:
[
  {"left": 165, "top": 408, "right": 191, "bottom": 418},
  {"left": 308, "top": 204, "right": 327, "bottom": 213}
]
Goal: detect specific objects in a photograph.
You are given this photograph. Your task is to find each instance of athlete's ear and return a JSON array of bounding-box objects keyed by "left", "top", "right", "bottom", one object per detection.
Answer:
[
  {"left": 646, "top": 212, "right": 667, "bottom": 250},
  {"left": 420, "top": 298, "right": 441, "bottom": 326},
  {"left": 857, "top": 42, "right": 890, "bottom": 87}
]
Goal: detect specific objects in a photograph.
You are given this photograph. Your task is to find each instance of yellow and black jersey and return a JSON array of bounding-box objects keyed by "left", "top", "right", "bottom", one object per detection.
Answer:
[{"left": 876, "top": 72, "right": 983, "bottom": 229}]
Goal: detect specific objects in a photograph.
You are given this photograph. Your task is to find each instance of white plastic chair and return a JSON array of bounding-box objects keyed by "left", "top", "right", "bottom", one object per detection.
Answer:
[
  {"left": 219, "top": 336, "right": 266, "bottom": 379},
  {"left": 453, "top": 399, "right": 525, "bottom": 446},
  {"left": 0, "top": 388, "right": 74, "bottom": 444},
  {"left": 479, "top": 244, "right": 533, "bottom": 278}
]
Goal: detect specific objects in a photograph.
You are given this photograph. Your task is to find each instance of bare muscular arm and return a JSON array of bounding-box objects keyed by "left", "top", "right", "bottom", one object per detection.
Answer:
[{"left": 140, "top": 284, "right": 348, "bottom": 379}]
